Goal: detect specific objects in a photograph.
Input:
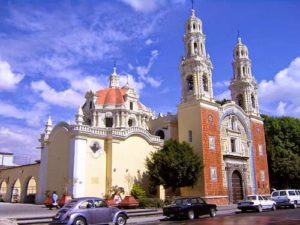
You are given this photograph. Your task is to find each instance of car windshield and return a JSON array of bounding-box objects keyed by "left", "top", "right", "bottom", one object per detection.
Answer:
[
  {"left": 246, "top": 196, "right": 257, "bottom": 200},
  {"left": 63, "top": 200, "right": 78, "bottom": 209}
]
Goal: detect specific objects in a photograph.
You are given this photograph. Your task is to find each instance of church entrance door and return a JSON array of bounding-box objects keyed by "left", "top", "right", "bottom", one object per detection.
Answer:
[{"left": 232, "top": 170, "right": 243, "bottom": 203}]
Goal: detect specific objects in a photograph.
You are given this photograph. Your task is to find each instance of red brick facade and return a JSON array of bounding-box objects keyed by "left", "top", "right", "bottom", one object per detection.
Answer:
[
  {"left": 251, "top": 120, "right": 270, "bottom": 194},
  {"left": 200, "top": 107, "right": 227, "bottom": 198}
]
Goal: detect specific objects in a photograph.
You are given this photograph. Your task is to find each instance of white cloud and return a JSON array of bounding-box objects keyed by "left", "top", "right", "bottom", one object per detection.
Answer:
[
  {"left": 31, "top": 80, "right": 83, "bottom": 108},
  {"left": 145, "top": 38, "right": 154, "bottom": 45},
  {"left": 70, "top": 75, "right": 106, "bottom": 93},
  {"left": 119, "top": 73, "right": 145, "bottom": 94},
  {"left": 215, "top": 90, "right": 231, "bottom": 101},
  {"left": 276, "top": 101, "right": 286, "bottom": 116},
  {"left": 214, "top": 80, "right": 230, "bottom": 88},
  {"left": 120, "top": 0, "right": 186, "bottom": 12},
  {"left": 0, "top": 60, "right": 24, "bottom": 90},
  {"left": 259, "top": 57, "right": 300, "bottom": 118},
  {"left": 0, "top": 126, "right": 40, "bottom": 164},
  {"left": 0, "top": 101, "right": 48, "bottom": 127},
  {"left": 120, "top": 0, "right": 163, "bottom": 12},
  {"left": 136, "top": 50, "right": 162, "bottom": 87}
]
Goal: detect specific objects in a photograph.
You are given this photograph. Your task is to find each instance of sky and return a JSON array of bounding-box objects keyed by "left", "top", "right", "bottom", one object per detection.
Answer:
[{"left": 0, "top": 0, "right": 299, "bottom": 165}]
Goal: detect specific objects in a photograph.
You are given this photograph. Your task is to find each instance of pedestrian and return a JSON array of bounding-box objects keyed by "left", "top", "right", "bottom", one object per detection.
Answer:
[{"left": 49, "top": 191, "right": 59, "bottom": 210}]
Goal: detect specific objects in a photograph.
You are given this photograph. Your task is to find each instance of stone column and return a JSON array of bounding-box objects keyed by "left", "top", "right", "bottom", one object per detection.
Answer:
[{"left": 36, "top": 144, "right": 49, "bottom": 203}]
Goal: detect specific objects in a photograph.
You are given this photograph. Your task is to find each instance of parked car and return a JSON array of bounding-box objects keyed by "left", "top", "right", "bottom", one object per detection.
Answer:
[
  {"left": 51, "top": 197, "right": 128, "bottom": 225},
  {"left": 271, "top": 189, "right": 300, "bottom": 208},
  {"left": 163, "top": 197, "right": 217, "bottom": 220},
  {"left": 237, "top": 195, "right": 276, "bottom": 212}
]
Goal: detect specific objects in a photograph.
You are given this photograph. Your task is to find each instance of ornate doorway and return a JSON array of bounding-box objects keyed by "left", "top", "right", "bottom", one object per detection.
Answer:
[{"left": 232, "top": 170, "right": 243, "bottom": 203}]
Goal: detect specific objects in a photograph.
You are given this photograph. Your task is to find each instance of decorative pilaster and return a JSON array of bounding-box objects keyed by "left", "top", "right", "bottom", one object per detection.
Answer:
[{"left": 69, "top": 137, "right": 86, "bottom": 197}]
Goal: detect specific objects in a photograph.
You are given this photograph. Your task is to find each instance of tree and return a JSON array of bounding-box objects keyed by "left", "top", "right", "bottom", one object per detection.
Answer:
[
  {"left": 146, "top": 139, "right": 202, "bottom": 191},
  {"left": 216, "top": 98, "right": 231, "bottom": 105},
  {"left": 262, "top": 115, "right": 300, "bottom": 189}
]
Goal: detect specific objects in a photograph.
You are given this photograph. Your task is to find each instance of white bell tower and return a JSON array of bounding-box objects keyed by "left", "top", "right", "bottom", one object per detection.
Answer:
[
  {"left": 230, "top": 37, "right": 260, "bottom": 116},
  {"left": 179, "top": 8, "right": 214, "bottom": 103}
]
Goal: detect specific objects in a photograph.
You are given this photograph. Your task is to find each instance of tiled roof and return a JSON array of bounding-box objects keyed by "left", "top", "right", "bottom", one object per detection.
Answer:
[{"left": 96, "top": 88, "right": 127, "bottom": 105}]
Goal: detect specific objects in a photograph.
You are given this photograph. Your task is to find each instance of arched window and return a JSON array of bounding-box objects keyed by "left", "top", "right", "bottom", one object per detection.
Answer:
[
  {"left": 231, "top": 138, "right": 236, "bottom": 152},
  {"left": 105, "top": 117, "right": 113, "bottom": 127},
  {"left": 193, "top": 23, "right": 196, "bottom": 30},
  {"left": 186, "top": 75, "right": 194, "bottom": 92},
  {"left": 0, "top": 180, "right": 7, "bottom": 200},
  {"left": 200, "top": 44, "right": 203, "bottom": 54},
  {"left": 251, "top": 94, "right": 256, "bottom": 109},
  {"left": 155, "top": 130, "right": 165, "bottom": 140},
  {"left": 236, "top": 51, "right": 239, "bottom": 57},
  {"left": 25, "top": 177, "right": 36, "bottom": 203},
  {"left": 130, "top": 102, "right": 133, "bottom": 110},
  {"left": 242, "top": 67, "right": 245, "bottom": 75},
  {"left": 128, "top": 119, "right": 133, "bottom": 127},
  {"left": 231, "top": 117, "right": 237, "bottom": 130},
  {"left": 237, "top": 94, "right": 245, "bottom": 110},
  {"left": 241, "top": 50, "right": 244, "bottom": 56},
  {"left": 188, "top": 43, "right": 191, "bottom": 56},
  {"left": 237, "top": 68, "right": 241, "bottom": 79},
  {"left": 194, "top": 42, "right": 198, "bottom": 53},
  {"left": 203, "top": 75, "right": 208, "bottom": 92}
]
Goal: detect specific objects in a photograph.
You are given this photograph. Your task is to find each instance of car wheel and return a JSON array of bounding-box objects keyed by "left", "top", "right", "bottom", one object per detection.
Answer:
[
  {"left": 73, "top": 217, "right": 86, "bottom": 225},
  {"left": 210, "top": 208, "right": 216, "bottom": 217},
  {"left": 292, "top": 201, "right": 297, "bottom": 209},
  {"left": 115, "top": 214, "right": 127, "bottom": 225},
  {"left": 257, "top": 205, "right": 263, "bottom": 213},
  {"left": 272, "top": 204, "right": 276, "bottom": 211},
  {"left": 187, "top": 210, "right": 195, "bottom": 220}
]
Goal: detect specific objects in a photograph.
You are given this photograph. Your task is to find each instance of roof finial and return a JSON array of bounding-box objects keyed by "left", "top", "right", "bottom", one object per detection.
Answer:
[
  {"left": 191, "top": 0, "right": 195, "bottom": 16},
  {"left": 237, "top": 30, "right": 242, "bottom": 43},
  {"left": 113, "top": 60, "right": 117, "bottom": 75}
]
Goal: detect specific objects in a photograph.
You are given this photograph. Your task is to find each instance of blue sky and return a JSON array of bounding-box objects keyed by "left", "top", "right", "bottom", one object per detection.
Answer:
[{"left": 0, "top": 0, "right": 299, "bottom": 164}]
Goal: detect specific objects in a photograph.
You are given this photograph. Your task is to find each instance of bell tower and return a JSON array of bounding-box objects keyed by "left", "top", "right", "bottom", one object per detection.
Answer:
[
  {"left": 179, "top": 8, "right": 213, "bottom": 103},
  {"left": 230, "top": 37, "right": 260, "bottom": 116},
  {"left": 178, "top": 7, "right": 225, "bottom": 200}
]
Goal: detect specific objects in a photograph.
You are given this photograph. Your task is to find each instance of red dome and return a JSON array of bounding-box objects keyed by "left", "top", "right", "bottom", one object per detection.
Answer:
[{"left": 96, "top": 88, "right": 127, "bottom": 105}]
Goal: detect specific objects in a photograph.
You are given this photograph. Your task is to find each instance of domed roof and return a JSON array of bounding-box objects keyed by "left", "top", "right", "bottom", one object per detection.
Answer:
[{"left": 96, "top": 87, "right": 127, "bottom": 105}]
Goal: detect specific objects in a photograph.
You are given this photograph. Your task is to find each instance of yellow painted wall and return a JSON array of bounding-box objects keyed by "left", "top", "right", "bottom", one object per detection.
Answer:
[
  {"left": 110, "top": 135, "right": 160, "bottom": 194},
  {"left": 149, "top": 116, "right": 178, "bottom": 140},
  {"left": 0, "top": 163, "right": 39, "bottom": 202},
  {"left": 178, "top": 101, "right": 204, "bottom": 196},
  {"left": 84, "top": 138, "right": 106, "bottom": 197},
  {"left": 46, "top": 126, "right": 70, "bottom": 197}
]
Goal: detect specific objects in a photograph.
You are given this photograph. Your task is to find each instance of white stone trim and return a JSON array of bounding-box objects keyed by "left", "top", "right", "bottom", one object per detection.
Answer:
[
  {"left": 72, "top": 125, "right": 163, "bottom": 145},
  {"left": 250, "top": 117, "right": 263, "bottom": 124},
  {"left": 200, "top": 102, "right": 218, "bottom": 111},
  {"left": 203, "top": 195, "right": 228, "bottom": 199},
  {"left": 36, "top": 146, "right": 48, "bottom": 203},
  {"left": 69, "top": 137, "right": 86, "bottom": 197}
]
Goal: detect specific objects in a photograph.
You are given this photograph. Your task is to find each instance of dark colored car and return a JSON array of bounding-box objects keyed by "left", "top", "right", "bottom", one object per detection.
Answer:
[
  {"left": 163, "top": 197, "right": 217, "bottom": 220},
  {"left": 50, "top": 197, "right": 128, "bottom": 225}
]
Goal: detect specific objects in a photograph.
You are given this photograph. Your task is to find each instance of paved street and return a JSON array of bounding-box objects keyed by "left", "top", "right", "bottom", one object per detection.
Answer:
[
  {"left": 144, "top": 208, "right": 300, "bottom": 225},
  {"left": 1, "top": 202, "right": 300, "bottom": 225}
]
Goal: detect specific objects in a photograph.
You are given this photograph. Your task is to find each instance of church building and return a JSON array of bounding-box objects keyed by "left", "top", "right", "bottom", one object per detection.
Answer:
[{"left": 0, "top": 8, "right": 269, "bottom": 205}]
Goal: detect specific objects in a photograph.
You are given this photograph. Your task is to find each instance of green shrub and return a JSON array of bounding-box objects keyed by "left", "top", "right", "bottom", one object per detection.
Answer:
[
  {"left": 130, "top": 184, "right": 145, "bottom": 199},
  {"left": 138, "top": 198, "right": 164, "bottom": 208}
]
